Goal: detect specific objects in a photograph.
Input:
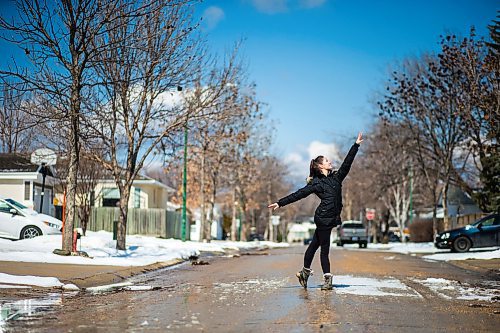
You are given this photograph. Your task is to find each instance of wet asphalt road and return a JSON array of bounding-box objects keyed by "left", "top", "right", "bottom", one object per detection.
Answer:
[{"left": 3, "top": 245, "right": 500, "bottom": 332}]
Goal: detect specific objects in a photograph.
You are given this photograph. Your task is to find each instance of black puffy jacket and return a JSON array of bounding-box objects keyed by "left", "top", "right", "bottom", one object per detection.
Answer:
[{"left": 277, "top": 143, "right": 359, "bottom": 229}]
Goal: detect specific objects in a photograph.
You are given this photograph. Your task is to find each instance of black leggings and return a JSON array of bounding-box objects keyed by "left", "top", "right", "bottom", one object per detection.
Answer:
[{"left": 304, "top": 227, "right": 333, "bottom": 274}]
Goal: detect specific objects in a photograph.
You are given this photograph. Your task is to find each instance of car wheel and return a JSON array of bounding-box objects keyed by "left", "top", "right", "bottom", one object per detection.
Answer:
[
  {"left": 337, "top": 241, "right": 343, "bottom": 247},
  {"left": 452, "top": 236, "right": 471, "bottom": 253},
  {"left": 20, "top": 226, "right": 42, "bottom": 239}
]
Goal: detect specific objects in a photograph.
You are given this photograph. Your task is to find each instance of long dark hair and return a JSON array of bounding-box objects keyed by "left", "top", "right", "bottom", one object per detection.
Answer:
[{"left": 309, "top": 155, "right": 325, "bottom": 180}]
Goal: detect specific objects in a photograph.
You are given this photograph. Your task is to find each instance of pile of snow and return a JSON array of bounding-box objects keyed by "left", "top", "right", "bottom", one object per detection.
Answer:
[
  {"left": 423, "top": 248, "right": 500, "bottom": 261},
  {"left": 364, "top": 242, "right": 440, "bottom": 254},
  {"left": 411, "top": 277, "right": 499, "bottom": 301},
  {"left": 341, "top": 242, "right": 500, "bottom": 261},
  {"left": 0, "top": 231, "right": 288, "bottom": 267},
  {"left": 0, "top": 273, "right": 63, "bottom": 288}
]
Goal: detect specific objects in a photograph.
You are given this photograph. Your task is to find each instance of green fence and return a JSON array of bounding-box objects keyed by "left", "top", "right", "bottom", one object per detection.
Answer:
[{"left": 81, "top": 207, "right": 189, "bottom": 240}]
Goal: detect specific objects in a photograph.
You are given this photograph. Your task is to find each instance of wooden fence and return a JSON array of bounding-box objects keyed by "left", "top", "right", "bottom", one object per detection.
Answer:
[
  {"left": 453, "top": 212, "right": 488, "bottom": 228},
  {"left": 80, "top": 207, "right": 189, "bottom": 239}
]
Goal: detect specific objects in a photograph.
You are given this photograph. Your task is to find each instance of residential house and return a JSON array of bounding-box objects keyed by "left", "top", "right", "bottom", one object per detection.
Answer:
[
  {"left": 418, "top": 185, "right": 484, "bottom": 228},
  {"left": 92, "top": 174, "right": 175, "bottom": 209},
  {"left": 287, "top": 220, "right": 316, "bottom": 243},
  {"left": 0, "top": 153, "right": 56, "bottom": 216}
]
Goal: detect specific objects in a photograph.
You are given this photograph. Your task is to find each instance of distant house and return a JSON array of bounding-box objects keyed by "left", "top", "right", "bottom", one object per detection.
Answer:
[
  {"left": 418, "top": 185, "right": 483, "bottom": 228},
  {"left": 0, "top": 153, "right": 56, "bottom": 216},
  {"left": 190, "top": 205, "right": 224, "bottom": 241},
  {"left": 287, "top": 220, "right": 316, "bottom": 243},
  {"left": 91, "top": 174, "right": 175, "bottom": 209}
]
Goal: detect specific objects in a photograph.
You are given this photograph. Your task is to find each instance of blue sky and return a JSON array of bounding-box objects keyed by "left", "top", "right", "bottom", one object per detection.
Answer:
[
  {"left": 198, "top": 0, "right": 498, "bottom": 178},
  {"left": 0, "top": 0, "right": 497, "bottom": 179}
]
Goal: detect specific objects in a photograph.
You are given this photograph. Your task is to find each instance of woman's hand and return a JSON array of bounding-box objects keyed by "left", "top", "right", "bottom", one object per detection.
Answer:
[
  {"left": 268, "top": 203, "right": 279, "bottom": 210},
  {"left": 356, "top": 132, "right": 363, "bottom": 145}
]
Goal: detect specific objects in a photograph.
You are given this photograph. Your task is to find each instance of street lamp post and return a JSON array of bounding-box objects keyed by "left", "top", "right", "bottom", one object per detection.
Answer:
[{"left": 181, "top": 120, "right": 188, "bottom": 241}]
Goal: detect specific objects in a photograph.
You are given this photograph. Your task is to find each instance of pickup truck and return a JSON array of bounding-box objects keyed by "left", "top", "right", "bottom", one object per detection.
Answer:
[{"left": 336, "top": 220, "right": 368, "bottom": 248}]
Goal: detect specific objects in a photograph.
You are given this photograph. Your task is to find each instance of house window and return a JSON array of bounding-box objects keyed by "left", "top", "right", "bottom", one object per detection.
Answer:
[
  {"left": 102, "top": 188, "right": 120, "bottom": 207},
  {"left": 24, "top": 181, "right": 30, "bottom": 200},
  {"left": 134, "top": 188, "right": 141, "bottom": 208}
]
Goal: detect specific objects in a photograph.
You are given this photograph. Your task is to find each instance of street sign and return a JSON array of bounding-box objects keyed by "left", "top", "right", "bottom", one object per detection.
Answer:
[
  {"left": 271, "top": 215, "right": 280, "bottom": 226},
  {"left": 365, "top": 208, "right": 376, "bottom": 221}
]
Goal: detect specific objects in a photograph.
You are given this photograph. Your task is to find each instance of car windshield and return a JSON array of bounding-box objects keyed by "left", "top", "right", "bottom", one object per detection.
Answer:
[
  {"left": 342, "top": 223, "right": 365, "bottom": 229},
  {"left": 5, "top": 198, "right": 28, "bottom": 210}
]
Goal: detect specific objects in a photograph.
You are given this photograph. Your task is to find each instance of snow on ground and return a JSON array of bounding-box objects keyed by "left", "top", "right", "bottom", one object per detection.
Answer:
[
  {"left": 0, "top": 231, "right": 288, "bottom": 289},
  {"left": 340, "top": 242, "right": 500, "bottom": 261},
  {"left": 411, "top": 277, "right": 500, "bottom": 302},
  {"left": 0, "top": 273, "right": 63, "bottom": 288},
  {"left": 423, "top": 248, "right": 500, "bottom": 261},
  {"left": 332, "top": 275, "right": 498, "bottom": 302},
  {"left": 0, "top": 230, "right": 288, "bottom": 267}
]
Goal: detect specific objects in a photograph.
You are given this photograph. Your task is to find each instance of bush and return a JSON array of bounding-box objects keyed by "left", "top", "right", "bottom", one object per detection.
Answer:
[{"left": 408, "top": 219, "right": 434, "bottom": 242}]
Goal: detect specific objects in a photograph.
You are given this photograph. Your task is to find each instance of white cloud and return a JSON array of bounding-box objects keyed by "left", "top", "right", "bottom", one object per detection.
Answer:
[
  {"left": 299, "top": 0, "right": 327, "bottom": 8},
  {"left": 284, "top": 140, "right": 341, "bottom": 182},
  {"left": 202, "top": 6, "right": 225, "bottom": 30},
  {"left": 307, "top": 140, "right": 341, "bottom": 165},
  {"left": 248, "top": 0, "right": 326, "bottom": 13},
  {"left": 250, "top": 0, "right": 288, "bottom": 14}
]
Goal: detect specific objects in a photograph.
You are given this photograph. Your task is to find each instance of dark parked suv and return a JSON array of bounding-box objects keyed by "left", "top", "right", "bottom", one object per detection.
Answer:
[{"left": 435, "top": 213, "right": 500, "bottom": 252}]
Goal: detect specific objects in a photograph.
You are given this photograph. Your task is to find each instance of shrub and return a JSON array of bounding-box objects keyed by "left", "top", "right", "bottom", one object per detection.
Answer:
[{"left": 408, "top": 219, "right": 434, "bottom": 242}]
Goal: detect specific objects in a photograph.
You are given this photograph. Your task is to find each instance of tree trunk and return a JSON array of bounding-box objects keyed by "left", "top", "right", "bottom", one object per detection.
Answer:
[
  {"left": 62, "top": 85, "right": 81, "bottom": 252},
  {"left": 208, "top": 177, "right": 217, "bottom": 241},
  {"left": 267, "top": 181, "right": 273, "bottom": 242},
  {"left": 200, "top": 150, "right": 206, "bottom": 241},
  {"left": 345, "top": 190, "right": 352, "bottom": 220},
  {"left": 442, "top": 182, "right": 450, "bottom": 231},
  {"left": 117, "top": 185, "right": 131, "bottom": 250},
  {"left": 231, "top": 188, "right": 237, "bottom": 241},
  {"left": 63, "top": 139, "right": 78, "bottom": 251}
]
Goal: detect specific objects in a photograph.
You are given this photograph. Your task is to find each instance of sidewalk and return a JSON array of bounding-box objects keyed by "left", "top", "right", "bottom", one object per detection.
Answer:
[{"left": 0, "top": 259, "right": 182, "bottom": 290}]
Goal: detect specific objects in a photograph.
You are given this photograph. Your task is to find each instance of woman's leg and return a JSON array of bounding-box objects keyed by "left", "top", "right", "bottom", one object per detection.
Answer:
[
  {"left": 317, "top": 228, "right": 333, "bottom": 274},
  {"left": 303, "top": 229, "right": 320, "bottom": 268}
]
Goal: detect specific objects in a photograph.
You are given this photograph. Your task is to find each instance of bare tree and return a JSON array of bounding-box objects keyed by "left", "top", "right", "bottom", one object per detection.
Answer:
[
  {"left": 364, "top": 122, "right": 416, "bottom": 242},
  {"left": 440, "top": 29, "right": 499, "bottom": 212},
  {"left": 86, "top": 0, "right": 242, "bottom": 249},
  {"left": 0, "top": 81, "right": 37, "bottom": 153},
  {"left": 379, "top": 49, "right": 470, "bottom": 232},
  {"left": 0, "top": 0, "right": 120, "bottom": 252}
]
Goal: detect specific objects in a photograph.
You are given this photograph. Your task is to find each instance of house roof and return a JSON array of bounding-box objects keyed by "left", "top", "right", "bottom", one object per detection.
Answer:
[
  {"left": 0, "top": 154, "right": 38, "bottom": 172},
  {"left": 0, "top": 153, "right": 55, "bottom": 176}
]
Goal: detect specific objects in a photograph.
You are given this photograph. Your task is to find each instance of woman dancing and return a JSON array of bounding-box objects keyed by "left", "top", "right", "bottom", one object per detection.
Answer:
[{"left": 268, "top": 132, "right": 363, "bottom": 290}]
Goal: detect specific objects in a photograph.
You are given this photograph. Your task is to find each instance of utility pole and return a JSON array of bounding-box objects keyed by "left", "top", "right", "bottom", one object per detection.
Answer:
[{"left": 181, "top": 121, "right": 188, "bottom": 241}]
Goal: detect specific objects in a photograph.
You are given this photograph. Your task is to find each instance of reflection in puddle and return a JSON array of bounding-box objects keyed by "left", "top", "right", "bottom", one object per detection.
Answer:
[{"left": 0, "top": 292, "right": 76, "bottom": 331}]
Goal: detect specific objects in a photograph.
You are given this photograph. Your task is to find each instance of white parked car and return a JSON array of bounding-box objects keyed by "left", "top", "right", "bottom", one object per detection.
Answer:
[{"left": 0, "top": 198, "right": 62, "bottom": 240}]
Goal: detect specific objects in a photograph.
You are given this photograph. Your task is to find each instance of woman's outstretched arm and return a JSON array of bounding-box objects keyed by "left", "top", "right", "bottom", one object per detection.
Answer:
[
  {"left": 268, "top": 181, "right": 320, "bottom": 210},
  {"left": 336, "top": 132, "right": 363, "bottom": 182}
]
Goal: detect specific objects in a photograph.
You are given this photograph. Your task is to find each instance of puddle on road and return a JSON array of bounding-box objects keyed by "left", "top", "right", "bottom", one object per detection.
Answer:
[
  {"left": 332, "top": 275, "right": 422, "bottom": 298},
  {"left": 212, "top": 277, "right": 289, "bottom": 306},
  {"left": 0, "top": 292, "right": 77, "bottom": 332}
]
